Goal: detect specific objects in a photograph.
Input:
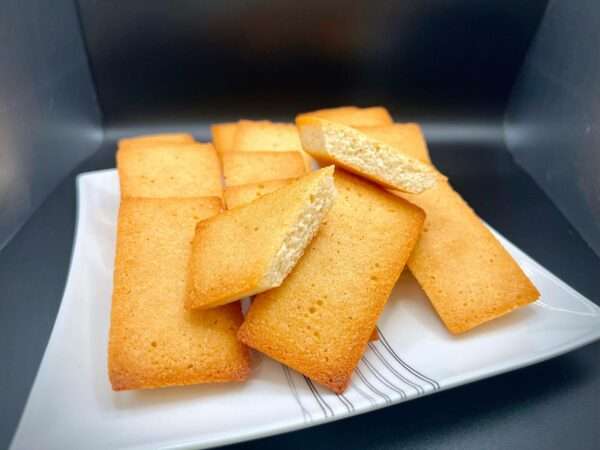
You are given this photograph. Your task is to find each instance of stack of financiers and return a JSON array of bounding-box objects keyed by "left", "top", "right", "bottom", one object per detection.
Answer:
[{"left": 108, "top": 105, "right": 539, "bottom": 393}]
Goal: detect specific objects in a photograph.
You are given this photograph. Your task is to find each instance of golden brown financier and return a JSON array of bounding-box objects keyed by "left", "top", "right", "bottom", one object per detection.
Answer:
[
  {"left": 362, "top": 121, "right": 539, "bottom": 333},
  {"left": 358, "top": 123, "right": 432, "bottom": 164},
  {"left": 224, "top": 179, "right": 295, "bottom": 210},
  {"left": 117, "top": 143, "right": 223, "bottom": 199},
  {"left": 396, "top": 180, "right": 540, "bottom": 334},
  {"left": 187, "top": 167, "right": 336, "bottom": 309},
  {"left": 232, "top": 120, "right": 302, "bottom": 152},
  {"left": 296, "top": 106, "right": 393, "bottom": 127},
  {"left": 222, "top": 176, "right": 380, "bottom": 341},
  {"left": 232, "top": 120, "right": 313, "bottom": 170},
  {"left": 297, "top": 116, "right": 439, "bottom": 194},
  {"left": 238, "top": 170, "right": 424, "bottom": 393},
  {"left": 109, "top": 197, "right": 250, "bottom": 390},
  {"left": 118, "top": 133, "right": 195, "bottom": 149},
  {"left": 211, "top": 122, "right": 238, "bottom": 153},
  {"left": 221, "top": 151, "right": 306, "bottom": 187}
]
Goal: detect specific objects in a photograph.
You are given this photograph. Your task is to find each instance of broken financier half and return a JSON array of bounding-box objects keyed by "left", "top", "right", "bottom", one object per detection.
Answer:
[
  {"left": 296, "top": 116, "right": 440, "bottom": 194},
  {"left": 186, "top": 166, "right": 337, "bottom": 310}
]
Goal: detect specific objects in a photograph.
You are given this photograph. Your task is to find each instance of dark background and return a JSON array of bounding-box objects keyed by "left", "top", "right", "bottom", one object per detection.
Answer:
[
  {"left": 77, "top": 0, "right": 546, "bottom": 124},
  {"left": 2, "top": 0, "right": 600, "bottom": 449}
]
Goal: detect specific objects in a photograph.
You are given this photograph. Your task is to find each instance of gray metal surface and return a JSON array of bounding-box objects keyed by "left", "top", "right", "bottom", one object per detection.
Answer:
[
  {"left": 506, "top": 0, "right": 600, "bottom": 257},
  {"left": 0, "top": 0, "right": 102, "bottom": 251}
]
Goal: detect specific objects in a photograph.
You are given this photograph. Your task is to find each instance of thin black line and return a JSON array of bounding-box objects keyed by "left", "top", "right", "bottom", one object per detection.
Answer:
[
  {"left": 377, "top": 334, "right": 439, "bottom": 390},
  {"left": 361, "top": 356, "right": 406, "bottom": 399},
  {"left": 336, "top": 392, "right": 353, "bottom": 413},
  {"left": 335, "top": 390, "right": 352, "bottom": 413},
  {"left": 354, "top": 366, "right": 391, "bottom": 405},
  {"left": 307, "top": 378, "right": 335, "bottom": 417},
  {"left": 335, "top": 394, "right": 352, "bottom": 413},
  {"left": 351, "top": 381, "right": 377, "bottom": 407},
  {"left": 303, "top": 376, "right": 328, "bottom": 418},
  {"left": 282, "top": 366, "right": 312, "bottom": 421},
  {"left": 369, "top": 342, "right": 425, "bottom": 395},
  {"left": 377, "top": 326, "right": 440, "bottom": 390}
]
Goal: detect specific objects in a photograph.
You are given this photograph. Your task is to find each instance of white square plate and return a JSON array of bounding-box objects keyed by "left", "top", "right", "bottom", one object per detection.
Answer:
[{"left": 11, "top": 169, "right": 600, "bottom": 450}]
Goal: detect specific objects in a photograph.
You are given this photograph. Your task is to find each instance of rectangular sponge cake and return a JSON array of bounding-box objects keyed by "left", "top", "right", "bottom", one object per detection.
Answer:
[
  {"left": 118, "top": 133, "right": 195, "bottom": 149},
  {"left": 296, "top": 106, "right": 393, "bottom": 127},
  {"left": 222, "top": 176, "right": 379, "bottom": 342},
  {"left": 108, "top": 197, "right": 250, "bottom": 390},
  {"left": 238, "top": 170, "right": 424, "bottom": 393},
  {"left": 221, "top": 151, "right": 306, "bottom": 187},
  {"left": 187, "top": 167, "right": 336, "bottom": 309},
  {"left": 211, "top": 122, "right": 238, "bottom": 153},
  {"left": 232, "top": 120, "right": 303, "bottom": 152},
  {"left": 297, "top": 116, "right": 439, "bottom": 194},
  {"left": 358, "top": 123, "right": 432, "bottom": 164},
  {"left": 232, "top": 120, "right": 313, "bottom": 170},
  {"left": 117, "top": 143, "right": 223, "bottom": 199},
  {"left": 372, "top": 122, "right": 539, "bottom": 333},
  {"left": 396, "top": 180, "right": 540, "bottom": 334},
  {"left": 224, "top": 179, "right": 295, "bottom": 210}
]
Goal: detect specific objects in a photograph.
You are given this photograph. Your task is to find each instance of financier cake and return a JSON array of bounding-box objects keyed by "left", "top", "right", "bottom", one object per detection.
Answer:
[
  {"left": 232, "top": 120, "right": 303, "bottom": 152},
  {"left": 396, "top": 180, "right": 540, "bottom": 334},
  {"left": 296, "top": 106, "right": 393, "bottom": 127},
  {"left": 221, "top": 173, "right": 380, "bottom": 342},
  {"left": 238, "top": 170, "right": 424, "bottom": 393},
  {"left": 109, "top": 197, "right": 250, "bottom": 390},
  {"left": 221, "top": 151, "right": 306, "bottom": 187},
  {"left": 118, "top": 132, "right": 195, "bottom": 149},
  {"left": 187, "top": 166, "right": 336, "bottom": 309},
  {"left": 224, "top": 179, "right": 295, "bottom": 210},
  {"left": 296, "top": 116, "right": 439, "bottom": 194},
  {"left": 367, "top": 126, "right": 540, "bottom": 333},
  {"left": 117, "top": 143, "right": 223, "bottom": 199},
  {"left": 211, "top": 122, "right": 238, "bottom": 153},
  {"left": 232, "top": 120, "right": 313, "bottom": 170},
  {"left": 358, "top": 123, "right": 432, "bottom": 164}
]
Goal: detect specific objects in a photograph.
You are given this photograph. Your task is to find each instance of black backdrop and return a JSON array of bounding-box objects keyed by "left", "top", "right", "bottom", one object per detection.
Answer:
[{"left": 76, "top": 0, "right": 547, "bottom": 124}]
